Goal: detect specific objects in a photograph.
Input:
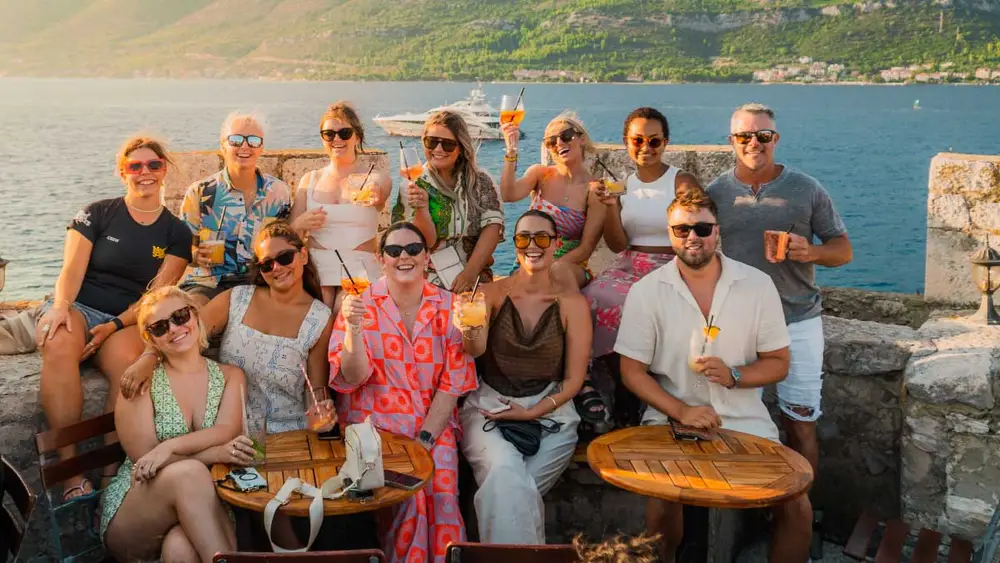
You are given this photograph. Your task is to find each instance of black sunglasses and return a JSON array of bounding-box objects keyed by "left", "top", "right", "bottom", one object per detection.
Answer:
[
  {"left": 513, "top": 232, "right": 553, "bottom": 250},
  {"left": 382, "top": 242, "right": 426, "bottom": 258},
  {"left": 226, "top": 134, "right": 264, "bottom": 149},
  {"left": 321, "top": 128, "right": 355, "bottom": 142},
  {"left": 670, "top": 223, "right": 717, "bottom": 238},
  {"left": 731, "top": 130, "right": 777, "bottom": 145},
  {"left": 543, "top": 129, "right": 579, "bottom": 149},
  {"left": 628, "top": 135, "right": 665, "bottom": 149},
  {"left": 256, "top": 248, "right": 298, "bottom": 273},
  {"left": 145, "top": 306, "right": 194, "bottom": 338},
  {"left": 422, "top": 136, "right": 459, "bottom": 153}
]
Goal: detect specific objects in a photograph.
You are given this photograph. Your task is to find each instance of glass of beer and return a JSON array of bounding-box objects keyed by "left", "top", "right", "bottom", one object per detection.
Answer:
[
  {"left": 500, "top": 95, "right": 525, "bottom": 126},
  {"left": 601, "top": 177, "right": 626, "bottom": 197},
  {"left": 764, "top": 230, "right": 790, "bottom": 263},
  {"left": 399, "top": 148, "right": 423, "bottom": 181},
  {"left": 199, "top": 228, "right": 226, "bottom": 266},
  {"left": 454, "top": 291, "right": 487, "bottom": 329}
]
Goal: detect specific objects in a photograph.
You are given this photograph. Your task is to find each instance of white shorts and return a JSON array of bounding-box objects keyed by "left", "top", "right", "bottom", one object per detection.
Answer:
[{"left": 776, "top": 316, "right": 824, "bottom": 422}]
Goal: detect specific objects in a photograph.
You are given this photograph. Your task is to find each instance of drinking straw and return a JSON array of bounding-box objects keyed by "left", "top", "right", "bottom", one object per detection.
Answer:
[
  {"left": 699, "top": 315, "right": 715, "bottom": 356},
  {"left": 334, "top": 249, "right": 357, "bottom": 287},
  {"left": 240, "top": 383, "right": 249, "bottom": 436},
  {"left": 360, "top": 163, "right": 376, "bottom": 189},
  {"left": 596, "top": 158, "right": 618, "bottom": 182},
  {"left": 301, "top": 364, "right": 320, "bottom": 410},
  {"left": 470, "top": 275, "right": 482, "bottom": 298},
  {"left": 785, "top": 223, "right": 795, "bottom": 234},
  {"left": 216, "top": 207, "right": 227, "bottom": 240},
  {"left": 399, "top": 141, "right": 409, "bottom": 170},
  {"left": 513, "top": 86, "right": 525, "bottom": 111}
]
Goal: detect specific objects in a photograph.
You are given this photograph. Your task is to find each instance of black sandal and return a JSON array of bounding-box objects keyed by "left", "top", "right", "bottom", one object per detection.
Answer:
[{"left": 574, "top": 385, "right": 609, "bottom": 432}]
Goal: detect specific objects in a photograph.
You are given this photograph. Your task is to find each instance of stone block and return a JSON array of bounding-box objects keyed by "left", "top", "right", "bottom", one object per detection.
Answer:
[
  {"left": 255, "top": 155, "right": 282, "bottom": 178},
  {"left": 164, "top": 152, "right": 221, "bottom": 215},
  {"left": 929, "top": 156, "right": 976, "bottom": 196},
  {"left": 924, "top": 227, "right": 979, "bottom": 305},
  {"left": 823, "top": 316, "right": 933, "bottom": 376},
  {"left": 686, "top": 146, "right": 736, "bottom": 186},
  {"left": 280, "top": 154, "right": 328, "bottom": 196},
  {"left": 928, "top": 193, "right": 971, "bottom": 231},
  {"left": 906, "top": 350, "right": 996, "bottom": 410},
  {"left": 944, "top": 435, "right": 1000, "bottom": 538},
  {"left": 970, "top": 201, "right": 1000, "bottom": 232}
]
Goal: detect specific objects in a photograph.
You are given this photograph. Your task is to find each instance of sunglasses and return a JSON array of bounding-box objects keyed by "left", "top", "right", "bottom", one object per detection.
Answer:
[
  {"left": 321, "top": 128, "right": 355, "bottom": 142},
  {"left": 382, "top": 242, "right": 426, "bottom": 258},
  {"left": 628, "top": 136, "right": 665, "bottom": 149},
  {"left": 123, "top": 159, "right": 166, "bottom": 175},
  {"left": 731, "top": 130, "right": 777, "bottom": 145},
  {"left": 422, "top": 136, "right": 459, "bottom": 153},
  {"left": 670, "top": 223, "right": 717, "bottom": 238},
  {"left": 256, "top": 248, "right": 298, "bottom": 273},
  {"left": 145, "top": 306, "right": 194, "bottom": 338},
  {"left": 513, "top": 232, "right": 553, "bottom": 250},
  {"left": 543, "top": 129, "right": 579, "bottom": 149},
  {"left": 226, "top": 134, "right": 264, "bottom": 149}
]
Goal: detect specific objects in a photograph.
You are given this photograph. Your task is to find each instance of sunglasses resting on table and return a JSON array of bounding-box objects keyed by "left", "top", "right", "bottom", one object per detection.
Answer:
[{"left": 145, "top": 306, "right": 194, "bottom": 337}]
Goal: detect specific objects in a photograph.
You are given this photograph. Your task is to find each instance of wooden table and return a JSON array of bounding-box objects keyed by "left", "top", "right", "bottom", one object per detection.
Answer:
[
  {"left": 587, "top": 425, "right": 813, "bottom": 508},
  {"left": 212, "top": 429, "right": 434, "bottom": 516}
]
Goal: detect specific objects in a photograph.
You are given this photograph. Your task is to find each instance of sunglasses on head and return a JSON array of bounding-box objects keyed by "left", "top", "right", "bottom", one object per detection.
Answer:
[
  {"left": 256, "top": 248, "right": 298, "bottom": 273},
  {"left": 226, "top": 134, "right": 264, "bottom": 149},
  {"left": 513, "top": 232, "right": 553, "bottom": 250},
  {"left": 123, "top": 159, "right": 166, "bottom": 175},
  {"left": 731, "top": 130, "right": 776, "bottom": 145},
  {"left": 670, "top": 222, "right": 717, "bottom": 238},
  {"left": 422, "top": 136, "right": 458, "bottom": 153},
  {"left": 145, "top": 306, "right": 193, "bottom": 338},
  {"left": 382, "top": 242, "right": 426, "bottom": 258},
  {"left": 321, "top": 128, "right": 355, "bottom": 142},
  {"left": 543, "top": 129, "right": 579, "bottom": 149},
  {"left": 628, "top": 135, "right": 665, "bottom": 149}
]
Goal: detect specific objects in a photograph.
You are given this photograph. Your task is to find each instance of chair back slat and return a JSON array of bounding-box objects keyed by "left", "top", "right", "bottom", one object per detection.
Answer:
[
  {"left": 38, "top": 442, "right": 125, "bottom": 488},
  {"left": 912, "top": 528, "right": 944, "bottom": 563},
  {"left": 445, "top": 542, "right": 579, "bottom": 563},
  {"left": 35, "top": 411, "right": 116, "bottom": 454},
  {"left": 874, "top": 519, "right": 911, "bottom": 563},
  {"left": 949, "top": 536, "right": 975, "bottom": 563},
  {"left": 1, "top": 457, "right": 35, "bottom": 520},
  {"left": 0, "top": 457, "right": 35, "bottom": 559},
  {"left": 212, "top": 549, "right": 386, "bottom": 562},
  {"left": 844, "top": 509, "right": 880, "bottom": 560}
]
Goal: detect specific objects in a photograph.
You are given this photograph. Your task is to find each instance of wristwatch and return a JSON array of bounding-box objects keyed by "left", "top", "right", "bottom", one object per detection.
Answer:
[
  {"left": 111, "top": 317, "right": 125, "bottom": 331},
  {"left": 728, "top": 367, "right": 742, "bottom": 389},
  {"left": 419, "top": 430, "right": 434, "bottom": 447}
]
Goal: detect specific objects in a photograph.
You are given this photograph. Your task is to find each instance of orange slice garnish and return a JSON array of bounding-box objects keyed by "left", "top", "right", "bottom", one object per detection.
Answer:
[{"left": 703, "top": 326, "right": 720, "bottom": 341}]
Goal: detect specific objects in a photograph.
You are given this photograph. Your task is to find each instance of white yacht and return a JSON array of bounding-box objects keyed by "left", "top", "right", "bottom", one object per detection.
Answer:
[{"left": 373, "top": 82, "right": 520, "bottom": 141}]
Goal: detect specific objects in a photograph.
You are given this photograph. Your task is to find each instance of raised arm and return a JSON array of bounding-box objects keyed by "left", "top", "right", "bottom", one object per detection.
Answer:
[
  {"left": 330, "top": 295, "right": 373, "bottom": 388},
  {"left": 501, "top": 163, "right": 545, "bottom": 203}
]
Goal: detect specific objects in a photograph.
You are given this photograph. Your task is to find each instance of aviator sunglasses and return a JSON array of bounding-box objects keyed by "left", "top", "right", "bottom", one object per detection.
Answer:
[
  {"left": 513, "top": 232, "right": 553, "bottom": 250},
  {"left": 226, "top": 134, "right": 264, "bottom": 149},
  {"left": 670, "top": 222, "right": 717, "bottom": 238},
  {"left": 628, "top": 136, "right": 665, "bottom": 149},
  {"left": 256, "top": 249, "right": 298, "bottom": 273},
  {"left": 422, "top": 136, "right": 459, "bottom": 153},
  {"left": 145, "top": 306, "right": 194, "bottom": 338},
  {"left": 543, "top": 129, "right": 579, "bottom": 149},
  {"left": 123, "top": 159, "right": 166, "bottom": 175},
  {"left": 321, "top": 128, "right": 355, "bottom": 142},
  {"left": 382, "top": 242, "right": 426, "bottom": 258},
  {"left": 731, "top": 130, "right": 777, "bottom": 145}
]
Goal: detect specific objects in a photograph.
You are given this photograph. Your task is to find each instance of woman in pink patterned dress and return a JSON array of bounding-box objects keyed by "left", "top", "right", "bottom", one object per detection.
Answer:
[
  {"left": 328, "top": 221, "right": 477, "bottom": 563},
  {"left": 583, "top": 107, "right": 703, "bottom": 428}
]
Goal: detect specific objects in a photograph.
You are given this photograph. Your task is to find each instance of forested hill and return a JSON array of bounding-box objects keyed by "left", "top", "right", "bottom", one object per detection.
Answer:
[{"left": 2, "top": 0, "right": 1000, "bottom": 82}]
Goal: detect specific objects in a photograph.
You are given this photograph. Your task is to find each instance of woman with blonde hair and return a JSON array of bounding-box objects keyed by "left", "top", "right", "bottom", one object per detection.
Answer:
[
  {"left": 101, "top": 286, "right": 250, "bottom": 562},
  {"left": 391, "top": 110, "right": 504, "bottom": 293},
  {"left": 290, "top": 102, "right": 392, "bottom": 307},
  {"left": 37, "top": 134, "right": 193, "bottom": 500}
]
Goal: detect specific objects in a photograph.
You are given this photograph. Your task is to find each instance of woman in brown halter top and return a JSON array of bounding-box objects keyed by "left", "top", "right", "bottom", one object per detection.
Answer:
[{"left": 456, "top": 209, "right": 592, "bottom": 545}]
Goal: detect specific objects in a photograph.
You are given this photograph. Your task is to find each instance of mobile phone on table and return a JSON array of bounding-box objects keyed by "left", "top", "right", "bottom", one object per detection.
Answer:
[
  {"left": 669, "top": 419, "right": 718, "bottom": 442},
  {"left": 227, "top": 467, "right": 268, "bottom": 492},
  {"left": 318, "top": 425, "right": 341, "bottom": 440},
  {"left": 384, "top": 469, "right": 423, "bottom": 491}
]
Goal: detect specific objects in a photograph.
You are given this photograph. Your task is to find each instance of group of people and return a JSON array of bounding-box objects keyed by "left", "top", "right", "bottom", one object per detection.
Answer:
[{"left": 33, "top": 98, "right": 850, "bottom": 563}]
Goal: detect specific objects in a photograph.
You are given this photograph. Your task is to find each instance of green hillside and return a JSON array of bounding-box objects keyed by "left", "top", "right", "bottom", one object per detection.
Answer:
[{"left": 1, "top": 0, "right": 999, "bottom": 81}]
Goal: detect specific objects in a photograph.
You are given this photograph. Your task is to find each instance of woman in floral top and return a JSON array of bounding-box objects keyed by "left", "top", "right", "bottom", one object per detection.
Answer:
[
  {"left": 391, "top": 110, "right": 504, "bottom": 293},
  {"left": 329, "top": 222, "right": 477, "bottom": 563}
]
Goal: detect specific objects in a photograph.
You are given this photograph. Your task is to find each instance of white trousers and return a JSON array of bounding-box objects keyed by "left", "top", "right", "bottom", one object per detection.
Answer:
[{"left": 460, "top": 382, "right": 580, "bottom": 544}]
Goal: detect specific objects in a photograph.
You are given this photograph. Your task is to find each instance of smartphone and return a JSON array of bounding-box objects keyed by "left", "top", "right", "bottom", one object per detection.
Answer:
[
  {"left": 384, "top": 469, "right": 423, "bottom": 491},
  {"left": 669, "top": 419, "right": 718, "bottom": 442},
  {"left": 318, "top": 425, "right": 341, "bottom": 441},
  {"left": 227, "top": 467, "right": 268, "bottom": 492}
]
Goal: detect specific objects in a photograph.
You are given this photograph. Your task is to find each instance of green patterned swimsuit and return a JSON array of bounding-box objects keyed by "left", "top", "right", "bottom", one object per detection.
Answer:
[{"left": 100, "top": 359, "right": 226, "bottom": 540}]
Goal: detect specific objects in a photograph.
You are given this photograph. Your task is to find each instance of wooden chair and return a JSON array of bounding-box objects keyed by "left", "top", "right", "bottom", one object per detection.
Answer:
[
  {"left": 0, "top": 456, "right": 36, "bottom": 561},
  {"left": 445, "top": 542, "right": 580, "bottom": 563},
  {"left": 844, "top": 505, "right": 1000, "bottom": 563},
  {"left": 212, "top": 550, "right": 386, "bottom": 562},
  {"left": 35, "top": 411, "right": 125, "bottom": 563}
]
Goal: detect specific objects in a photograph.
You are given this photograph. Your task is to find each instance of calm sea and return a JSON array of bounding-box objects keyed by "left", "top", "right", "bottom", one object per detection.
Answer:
[{"left": 1, "top": 78, "right": 998, "bottom": 300}]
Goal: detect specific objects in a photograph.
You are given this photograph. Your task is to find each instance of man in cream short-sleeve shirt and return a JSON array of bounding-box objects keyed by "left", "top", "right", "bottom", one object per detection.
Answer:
[{"left": 615, "top": 190, "right": 812, "bottom": 563}]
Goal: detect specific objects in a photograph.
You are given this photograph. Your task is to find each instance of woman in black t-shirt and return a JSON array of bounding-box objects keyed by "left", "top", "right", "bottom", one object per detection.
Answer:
[{"left": 35, "top": 135, "right": 193, "bottom": 501}]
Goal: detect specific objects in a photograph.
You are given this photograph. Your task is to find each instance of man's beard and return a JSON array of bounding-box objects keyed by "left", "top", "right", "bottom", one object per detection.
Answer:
[{"left": 675, "top": 242, "right": 715, "bottom": 270}]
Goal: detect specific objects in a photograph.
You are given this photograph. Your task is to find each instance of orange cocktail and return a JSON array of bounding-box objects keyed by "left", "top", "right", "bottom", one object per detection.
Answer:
[
  {"left": 456, "top": 291, "right": 487, "bottom": 328},
  {"left": 602, "top": 178, "right": 626, "bottom": 195},
  {"left": 341, "top": 277, "right": 371, "bottom": 296},
  {"left": 500, "top": 109, "right": 526, "bottom": 126},
  {"left": 400, "top": 164, "right": 424, "bottom": 181}
]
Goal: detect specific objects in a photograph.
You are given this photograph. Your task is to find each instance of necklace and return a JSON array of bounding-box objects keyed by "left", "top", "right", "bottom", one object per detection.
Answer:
[{"left": 125, "top": 199, "right": 163, "bottom": 213}]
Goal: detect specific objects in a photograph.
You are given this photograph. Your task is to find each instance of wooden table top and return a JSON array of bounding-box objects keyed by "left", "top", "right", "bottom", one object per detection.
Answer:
[
  {"left": 587, "top": 425, "right": 813, "bottom": 508},
  {"left": 211, "top": 429, "right": 434, "bottom": 517}
]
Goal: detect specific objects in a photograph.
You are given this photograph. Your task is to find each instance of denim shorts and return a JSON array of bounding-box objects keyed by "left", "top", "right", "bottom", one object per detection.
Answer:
[
  {"left": 38, "top": 300, "right": 116, "bottom": 341},
  {"left": 777, "top": 316, "right": 825, "bottom": 422}
]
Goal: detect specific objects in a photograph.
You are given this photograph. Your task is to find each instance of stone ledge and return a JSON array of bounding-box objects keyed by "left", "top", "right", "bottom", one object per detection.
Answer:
[
  {"left": 905, "top": 316, "right": 1000, "bottom": 411},
  {"left": 823, "top": 316, "right": 935, "bottom": 376}
]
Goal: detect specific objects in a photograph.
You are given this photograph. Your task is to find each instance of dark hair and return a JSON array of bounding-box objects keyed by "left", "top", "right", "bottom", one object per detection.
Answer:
[
  {"left": 251, "top": 221, "right": 323, "bottom": 301},
  {"left": 515, "top": 209, "right": 558, "bottom": 235},
  {"left": 572, "top": 534, "right": 660, "bottom": 563},
  {"left": 622, "top": 107, "right": 670, "bottom": 141},
  {"left": 320, "top": 101, "right": 365, "bottom": 153},
  {"left": 379, "top": 221, "right": 428, "bottom": 254},
  {"left": 667, "top": 189, "right": 717, "bottom": 219}
]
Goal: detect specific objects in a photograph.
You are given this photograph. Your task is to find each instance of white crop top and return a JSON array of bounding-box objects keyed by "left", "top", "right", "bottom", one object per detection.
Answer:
[{"left": 620, "top": 166, "right": 681, "bottom": 246}]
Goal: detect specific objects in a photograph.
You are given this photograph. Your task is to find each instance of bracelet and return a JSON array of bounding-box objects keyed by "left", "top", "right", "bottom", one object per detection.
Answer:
[
  {"left": 462, "top": 326, "right": 483, "bottom": 339},
  {"left": 139, "top": 350, "right": 159, "bottom": 362},
  {"left": 504, "top": 152, "right": 518, "bottom": 162},
  {"left": 52, "top": 299, "right": 71, "bottom": 309},
  {"left": 546, "top": 396, "right": 558, "bottom": 410},
  {"left": 111, "top": 317, "right": 125, "bottom": 331}
]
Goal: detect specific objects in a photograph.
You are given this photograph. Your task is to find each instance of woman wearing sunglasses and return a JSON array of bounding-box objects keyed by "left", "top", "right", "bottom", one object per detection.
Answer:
[
  {"left": 36, "top": 135, "right": 193, "bottom": 502},
  {"left": 456, "top": 210, "right": 590, "bottom": 545},
  {"left": 178, "top": 112, "right": 297, "bottom": 305},
  {"left": 290, "top": 102, "right": 391, "bottom": 307},
  {"left": 583, "top": 107, "right": 703, "bottom": 429},
  {"left": 330, "top": 222, "right": 477, "bottom": 563},
  {"left": 102, "top": 286, "right": 248, "bottom": 563},
  {"left": 390, "top": 110, "right": 504, "bottom": 293}
]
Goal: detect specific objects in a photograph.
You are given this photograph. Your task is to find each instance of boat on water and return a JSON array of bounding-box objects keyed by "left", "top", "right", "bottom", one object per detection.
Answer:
[
  {"left": 373, "top": 82, "right": 523, "bottom": 141},
  {"left": 913, "top": 99, "right": 921, "bottom": 110}
]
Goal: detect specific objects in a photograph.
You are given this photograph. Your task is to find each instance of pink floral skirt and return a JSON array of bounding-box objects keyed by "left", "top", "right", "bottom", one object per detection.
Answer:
[{"left": 582, "top": 250, "right": 675, "bottom": 358}]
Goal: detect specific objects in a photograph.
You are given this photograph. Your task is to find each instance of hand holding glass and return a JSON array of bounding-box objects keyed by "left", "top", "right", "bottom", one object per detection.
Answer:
[
  {"left": 500, "top": 95, "right": 525, "bottom": 126},
  {"left": 453, "top": 291, "right": 487, "bottom": 329},
  {"left": 399, "top": 148, "right": 423, "bottom": 181}
]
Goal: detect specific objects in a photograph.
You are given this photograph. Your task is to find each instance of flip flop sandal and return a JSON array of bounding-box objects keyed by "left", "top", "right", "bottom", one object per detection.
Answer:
[
  {"left": 574, "top": 387, "right": 610, "bottom": 432},
  {"left": 62, "top": 478, "right": 95, "bottom": 503}
]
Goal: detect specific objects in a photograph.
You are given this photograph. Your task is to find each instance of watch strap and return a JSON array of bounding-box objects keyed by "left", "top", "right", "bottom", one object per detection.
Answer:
[
  {"left": 728, "top": 367, "right": 741, "bottom": 389},
  {"left": 111, "top": 317, "right": 125, "bottom": 331}
]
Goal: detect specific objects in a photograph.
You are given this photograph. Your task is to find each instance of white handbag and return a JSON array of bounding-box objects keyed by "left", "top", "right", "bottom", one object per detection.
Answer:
[{"left": 263, "top": 416, "right": 385, "bottom": 552}]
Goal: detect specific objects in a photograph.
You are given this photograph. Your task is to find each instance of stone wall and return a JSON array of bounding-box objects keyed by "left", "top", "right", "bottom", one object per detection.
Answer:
[{"left": 925, "top": 153, "right": 1000, "bottom": 305}]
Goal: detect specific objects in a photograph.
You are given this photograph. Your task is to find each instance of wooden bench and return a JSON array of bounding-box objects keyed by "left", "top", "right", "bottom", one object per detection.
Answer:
[{"left": 844, "top": 507, "right": 999, "bottom": 563}]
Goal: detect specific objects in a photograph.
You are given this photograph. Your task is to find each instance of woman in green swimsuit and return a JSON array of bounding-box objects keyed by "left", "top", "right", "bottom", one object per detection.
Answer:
[{"left": 101, "top": 286, "right": 254, "bottom": 563}]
